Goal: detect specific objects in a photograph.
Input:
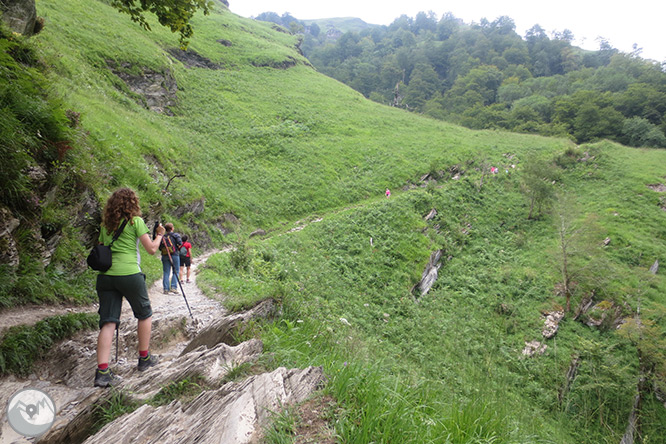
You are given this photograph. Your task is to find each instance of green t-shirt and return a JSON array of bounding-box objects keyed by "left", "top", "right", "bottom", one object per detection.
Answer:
[{"left": 98, "top": 216, "right": 150, "bottom": 276}]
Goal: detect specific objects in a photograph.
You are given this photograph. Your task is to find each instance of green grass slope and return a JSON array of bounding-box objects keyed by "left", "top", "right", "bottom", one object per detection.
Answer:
[
  {"left": 10, "top": 0, "right": 666, "bottom": 442},
  {"left": 34, "top": 0, "right": 567, "bottom": 230},
  {"left": 200, "top": 142, "right": 666, "bottom": 443}
]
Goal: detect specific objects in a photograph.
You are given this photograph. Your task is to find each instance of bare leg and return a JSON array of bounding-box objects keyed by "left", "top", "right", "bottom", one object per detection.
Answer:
[
  {"left": 187, "top": 266, "right": 191, "bottom": 282},
  {"left": 97, "top": 323, "right": 116, "bottom": 366},
  {"left": 137, "top": 317, "right": 152, "bottom": 352}
]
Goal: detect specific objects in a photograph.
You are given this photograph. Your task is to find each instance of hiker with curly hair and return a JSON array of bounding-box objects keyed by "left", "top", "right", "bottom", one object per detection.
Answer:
[{"left": 93, "top": 188, "right": 165, "bottom": 387}]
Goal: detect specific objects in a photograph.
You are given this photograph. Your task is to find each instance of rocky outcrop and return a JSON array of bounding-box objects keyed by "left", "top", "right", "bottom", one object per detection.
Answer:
[
  {"left": 181, "top": 299, "right": 279, "bottom": 355},
  {"left": 575, "top": 297, "right": 624, "bottom": 330},
  {"left": 108, "top": 61, "right": 178, "bottom": 115},
  {"left": 649, "top": 259, "right": 659, "bottom": 275},
  {"left": 127, "top": 339, "right": 264, "bottom": 400},
  {"left": 172, "top": 197, "right": 206, "bottom": 219},
  {"left": 424, "top": 208, "right": 437, "bottom": 221},
  {"left": 0, "top": 206, "right": 21, "bottom": 267},
  {"left": 3, "top": 272, "right": 321, "bottom": 444},
  {"left": 168, "top": 48, "right": 220, "bottom": 69},
  {"left": 251, "top": 55, "right": 299, "bottom": 69},
  {"left": 0, "top": 0, "right": 36, "bottom": 36},
  {"left": 85, "top": 366, "right": 324, "bottom": 444},
  {"left": 415, "top": 250, "right": 443, "bottom": 297},
  {"left": 249, "top": 228, "right": 266, "bottom": 238},
  {"left": 72, "top": 189, "right": 102, "bottom": 251},
  {"left": 522, "top": 340, "right": 547, "bottom": 357},
  {"left": 542, "top": 310, "right": 564, "bottom": 339}
]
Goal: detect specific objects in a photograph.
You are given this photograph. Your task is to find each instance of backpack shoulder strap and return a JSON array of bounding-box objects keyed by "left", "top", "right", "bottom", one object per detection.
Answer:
[{"left": 108, "top": 219, "right": 129, "bottom": 247}]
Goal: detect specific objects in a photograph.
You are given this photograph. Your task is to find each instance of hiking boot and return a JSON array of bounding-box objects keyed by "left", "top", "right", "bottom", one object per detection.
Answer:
[
  {"left": 137, "top": 353, "right": 159, "bottom": 372},
  {"left": 163, "top": 289, "right": 170, "bottom": 295},
  {"left": 170, "top": 288, "right": 179, "bottom": 294},
  {"left": 94, "top": 368, "right": 120, "bottom": 388}
]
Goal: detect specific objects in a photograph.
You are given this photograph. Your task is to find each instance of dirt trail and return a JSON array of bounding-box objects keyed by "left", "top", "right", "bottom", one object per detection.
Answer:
[
  {"left": 0, "top": 220, "right": 336, "bottom": 443},
  {"left": 134, "top": 249, "right": 226, "bottom": 322},
  {"left": 0, "top": 249, "right": 226, "bottom": 443},
  {"left": 0, "top": 304, "right": 94, "bottom": 336},
  {"left": 0, "top": 249, "right": 225, "bottom": 337}
]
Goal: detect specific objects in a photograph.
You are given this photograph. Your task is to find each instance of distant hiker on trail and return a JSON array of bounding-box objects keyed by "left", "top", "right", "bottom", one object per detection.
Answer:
[
  {"left": 385, "top": 188, "right": 391, "bottom": 198},
  {"left": 94, "top": 188, "right": 164, "bottom": 387},
  {"left": 160, "top": 223, "right": 183, "bottom": 294},
  {"left": 179, "top": 234, "right": 192, "bottom": 283}
]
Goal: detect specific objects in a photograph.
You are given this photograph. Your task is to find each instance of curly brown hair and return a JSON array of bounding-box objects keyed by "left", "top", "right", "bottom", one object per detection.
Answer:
[{"left": 102, "top": 188, "right": 141, "bottom": 234}]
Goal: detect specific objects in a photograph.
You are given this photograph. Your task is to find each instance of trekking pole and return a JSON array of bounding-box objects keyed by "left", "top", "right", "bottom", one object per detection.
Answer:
[
  {"left": 115, "top": 324, "right": 119, "bottom": 362},
  {"left": 154, "top": 222, "right": 193, "bottom": 319}
]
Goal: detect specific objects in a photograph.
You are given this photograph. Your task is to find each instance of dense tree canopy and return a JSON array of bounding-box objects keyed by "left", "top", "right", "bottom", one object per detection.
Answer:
[{"left": 277, "top": 12, "right": 666, "bottom": 147}]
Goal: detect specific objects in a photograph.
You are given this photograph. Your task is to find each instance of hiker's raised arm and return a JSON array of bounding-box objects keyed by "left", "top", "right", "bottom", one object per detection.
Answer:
[{"left": 140, "top": 224, "right": 165, "bottom": 254}]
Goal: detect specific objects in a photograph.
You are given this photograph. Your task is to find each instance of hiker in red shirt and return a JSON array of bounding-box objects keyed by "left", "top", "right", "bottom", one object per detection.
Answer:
[{"left": 179, "top": 235, "right": 193, "bottom": 283}]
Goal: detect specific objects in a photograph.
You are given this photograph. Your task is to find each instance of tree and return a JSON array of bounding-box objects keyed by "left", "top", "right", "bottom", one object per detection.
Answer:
[
  {"left": 617, "top": 280, "right": 666, "bottom": 443},
  {"left": 436, "top": 12, "right": 461, "bottom": 40},
  {"left": 110, "top": 0, "right": 212, "bottom": 48},
  {"left": 622, "top": 117, "right": 666, "bottom": 148},
  {"left": 521, "top": 156, "right": 558, "bottom": 220},
  {"left": 445, "top": 65, "right": 503, "bottom": 111},
  {"left": 413, "top": 11, "right": 437, "bottom": 35},
  {"left": 350, "top": 62, "right": 380, "bottom": 98},
  {"left": 573, "top": 102, "right": 624, "bottom": 143},
  {"left": 308, "top": 22, "right": 320, "bottom": 38},
  {"left": 552, "top": 194, "right": 606, "bottom": 312},
  {"left": 511, "top": 94, "right": 552, "bottom": 122},
  {"left": 497, "top": 80, "right": 530, "bottom": 103},
  {"left": 403, "top": 63, "right": 440, "bottom": 110}
]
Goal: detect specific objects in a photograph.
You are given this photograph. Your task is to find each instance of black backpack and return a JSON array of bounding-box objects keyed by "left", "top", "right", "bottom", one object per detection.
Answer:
[{"left": 87, "top": 220, "right": 128, "bottom": 271}]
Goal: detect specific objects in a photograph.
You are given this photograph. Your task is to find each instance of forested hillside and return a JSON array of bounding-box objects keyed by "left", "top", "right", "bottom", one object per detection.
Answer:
[
  {"left": 262, "top": 11, "right": 666, "bottom": 148},
  {"left": 1, "top": 1, "right": 666, "bottom": 443}
]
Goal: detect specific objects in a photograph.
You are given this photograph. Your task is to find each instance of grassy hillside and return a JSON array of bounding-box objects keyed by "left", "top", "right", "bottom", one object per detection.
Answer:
[
  {"left": 33, "top": 0, "right": 567, "bottom": 229},
  {"left": 4, "top": 0, "right": 666, "bottom": 442},
  {"left": 199, "top": 141, "right": 666, "bottom": 442}
]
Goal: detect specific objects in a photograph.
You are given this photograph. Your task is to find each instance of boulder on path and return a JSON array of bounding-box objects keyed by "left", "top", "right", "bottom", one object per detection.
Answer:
[
  {"left": 181, "top": 299, "right": 279, "bottom": 355},
  {"left": 127, "top": 339, "right": 264, "bottom": 400}
]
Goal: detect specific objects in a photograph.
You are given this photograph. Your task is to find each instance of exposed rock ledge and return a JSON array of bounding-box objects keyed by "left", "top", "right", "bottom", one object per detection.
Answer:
[
  {"left": 86, "top": 366, "right": 324, "bottom": 444},
  {"left": 1, "top": 272, "right": 321, "bottom": 444}
]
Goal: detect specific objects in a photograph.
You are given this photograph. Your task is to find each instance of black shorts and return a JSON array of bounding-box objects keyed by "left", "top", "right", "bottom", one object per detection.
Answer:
[
  {"left": 96, "top": 273, "right": 152, "bottom": 328},
  {"left": 180, "top": 256, "right": 191, "bottom": 267}
]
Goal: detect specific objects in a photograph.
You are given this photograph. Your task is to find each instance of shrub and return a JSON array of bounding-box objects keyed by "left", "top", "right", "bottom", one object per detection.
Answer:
[{"left": 0, "top": 313, "right": 98, "bottom": 376}]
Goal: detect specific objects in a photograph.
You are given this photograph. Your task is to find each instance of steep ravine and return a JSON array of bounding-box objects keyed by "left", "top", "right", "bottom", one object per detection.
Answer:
[{"left": 0, "top": 250, "right": 325, "bottom": 443}]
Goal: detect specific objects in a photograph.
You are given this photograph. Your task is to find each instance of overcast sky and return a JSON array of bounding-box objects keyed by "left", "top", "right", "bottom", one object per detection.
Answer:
[{"left": 229, "top": 0, "right": 665, "bottom": 63}]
